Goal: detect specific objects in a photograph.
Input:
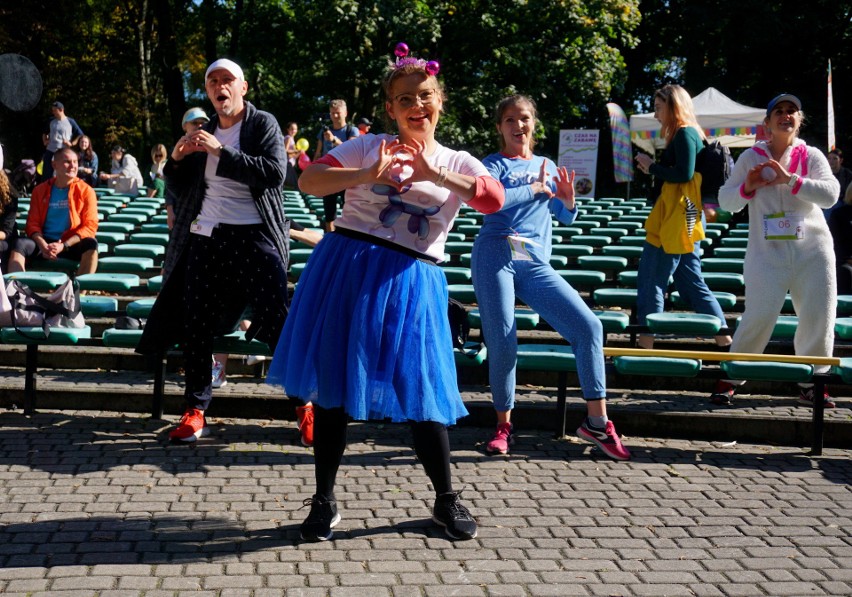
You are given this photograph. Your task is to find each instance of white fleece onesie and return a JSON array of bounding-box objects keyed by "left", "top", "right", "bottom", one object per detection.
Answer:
[{"left": 719, "top": 139, "right": 839, "bottom": 369}]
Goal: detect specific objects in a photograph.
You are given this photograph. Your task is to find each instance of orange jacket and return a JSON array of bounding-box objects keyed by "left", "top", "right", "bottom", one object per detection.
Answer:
[{"left": 26, "top": 177, "right": 98, "bottom": 242}]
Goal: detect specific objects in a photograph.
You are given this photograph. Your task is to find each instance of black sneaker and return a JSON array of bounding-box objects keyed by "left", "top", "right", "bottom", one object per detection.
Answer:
[
  {"left": 299, "top": 495, "right": 341, "bottom": 541},
  {"left": 710, "top": 380, "right": 736, "bottom": 406},
  {"left": 432, "top": 491, "right": 477, "bottom": 540}
]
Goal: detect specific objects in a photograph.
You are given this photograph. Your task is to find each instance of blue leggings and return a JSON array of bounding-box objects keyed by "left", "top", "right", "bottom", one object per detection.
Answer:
[{"left": 472, "top": 238, "right": 606, "bottom": 412}]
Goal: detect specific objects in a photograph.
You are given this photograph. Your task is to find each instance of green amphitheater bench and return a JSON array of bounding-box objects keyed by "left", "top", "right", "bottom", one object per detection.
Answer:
[
  {"left": 551, "top": 244, "right": 594, "bottom": 258},
  {"left": 577, "top": 255, "right": 628, "bottom": 275},
  {"left": 670, "top": 290, "right": 737, "bottom": 311},
  {"left": 602, "top": 245, "right": 643, "bottom": 260},
  {"left": 571, "top": 235, "right": 612, "bottom": 247},
  {"left": 588, "top": 227, "right": 629, "bottom": 240},
  {"left": 140, "top": 223, "right": 170, "bottom": 233},
  {"left": 3, "top": 271, "right": 68, "bottom": 291},
  {"left": 593, "top": 287, "right": 637, "bottom": 308},
  {"left": 468, "top": 307, "right": 539, "bottom": 330},
  {"left": 97, "top": 256, "right": 156, "bottom": 273},
  {"left": 448, "top": 284, "right": 477, "bottom": 303},
  {"left": 442, "top": 267, "right": 472, "bottom": 284},
  {"left": 129, "top": 233, "right": 170, "bottom": 246},
  {"left": 604, "top": 347, "right": 839, "bottom": 455},
  {"left": 838, "top": 295, "right": 852, "bottom": 316},
  {"left": 612, "top": 355, "right": 702, "bottom": 377},
  {"left": 701, "top": 258, "right": 745, "bottom": 273},
  {"left": 619, "top": 235, "right": 647, "bottom": 246},
  {"left": 646, "top": 312, "right": 723, "bottom": 335},
  {"left": 516, "top": 344, "right": 577, "bottom": 437},
  {"left": 1, "top": 325, "right": 92, "bottom": 415},
  {"left": 76, "top": 273, "right": 141, "bottom": 292},
  {"left": 454, "top": 341, "right": 487, "bottom": 367},
  {"left": 96, "top": 231, "right": 128, "bottom": 246},
  {"left": 99, "top": 221, "right": 135, "bottom": 234},
  {"left": 146, "top": 275, "right": 163, "bottom": 293},
  {"left": 734, "top": 314, "right": 798, "bottom": 340},
  {"left": 712, "top": 247, "right": 746, "bottom": 259},
  {"left": 836, "top": 317, "right": 852, "bottom": 340},
  {"left": 556, "top": 269, "right": 606, "bottom": 289},
  {"left": 113, "top": 244, "right": 165, "bottom": 260},
  {"left": 80, "top": 296, "right": 119, "bottom": 317}
]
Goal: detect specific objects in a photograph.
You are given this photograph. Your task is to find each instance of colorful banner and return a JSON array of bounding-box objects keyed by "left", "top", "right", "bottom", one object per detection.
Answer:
[
  {"left": 558, "top": 129, "right": 600, "bottom": 198},
  {"left": 828, "top": 60, "right": 836, "bottom": 152},
  {"left": 606, "top": 102, "right": 634, "bottom": 183},
  {"left": 633, "top": 126, "right": 760, "bottom": 140}
]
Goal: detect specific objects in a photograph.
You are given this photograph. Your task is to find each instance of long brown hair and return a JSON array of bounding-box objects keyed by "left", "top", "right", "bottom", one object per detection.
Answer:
[
  {"left": 0, "top": 170, "right": 13, "bottom": 214},
  {"left": 655, "top": 84, "right": 705, "bottom": 145},
  {"left": 77, "top": 135, "right": 95, "bottom": 161}
]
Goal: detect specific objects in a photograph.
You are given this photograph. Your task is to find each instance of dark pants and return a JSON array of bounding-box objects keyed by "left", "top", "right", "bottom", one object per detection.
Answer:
[
  {"left": 322, "top": 191, "right": 344, "bottom": 223},
  {"left": 13, "top": 236, "right": 98, "bottom": 264},
  {"left": 39, "top": 150, "right": 55, "bottom": 183},
  {"left": 182, "top": 224, "right": 289, "bottom": 411}
]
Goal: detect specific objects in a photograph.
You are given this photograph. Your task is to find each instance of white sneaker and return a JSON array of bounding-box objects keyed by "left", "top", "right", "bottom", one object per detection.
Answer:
[
  {"left": 211, "top": 360, "right": 227, "bottom": 388},
  {"left": 246, "top": 355, "right": 267, "bottom": 366}
]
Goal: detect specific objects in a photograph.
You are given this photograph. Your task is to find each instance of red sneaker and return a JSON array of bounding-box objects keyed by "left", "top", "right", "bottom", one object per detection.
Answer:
[
  {"left": 168, "top": 408, "right": 209, "bottom": 442},
  {"left": 710, "top": 380, "right": 736, "bottom": 406},
  {"left": 798, "top": 386, "right": 836, "bottom": 409},
  {"left": 296, "top": 404, "right": 314, "bottom": 447}
]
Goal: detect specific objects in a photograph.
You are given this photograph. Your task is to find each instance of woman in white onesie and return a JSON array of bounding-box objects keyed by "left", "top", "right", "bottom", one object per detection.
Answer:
[{"left": 711, "top": 94, "right": 839, "bottom": 408}]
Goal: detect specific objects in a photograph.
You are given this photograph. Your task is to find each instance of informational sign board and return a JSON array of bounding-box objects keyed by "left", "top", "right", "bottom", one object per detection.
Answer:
[{"left": 558, "top": 129, "right": 599, "bottom": 198}]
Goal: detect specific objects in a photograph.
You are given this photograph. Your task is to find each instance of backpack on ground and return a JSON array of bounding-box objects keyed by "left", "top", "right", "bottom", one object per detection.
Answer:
[{"left": 695, "top": 139, "right": 731, "bottom": 201}]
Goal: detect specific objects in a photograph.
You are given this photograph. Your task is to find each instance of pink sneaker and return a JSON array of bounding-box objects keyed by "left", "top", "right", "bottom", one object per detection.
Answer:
[
  {"left": 576, "top": 419, "right": 631, "bottom": 461},
  {"left": 486, "top": 422, "right": 513, "bottom": 454}
]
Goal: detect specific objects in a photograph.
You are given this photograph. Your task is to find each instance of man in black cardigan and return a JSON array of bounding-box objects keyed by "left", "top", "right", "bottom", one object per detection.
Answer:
[{"left": 138, "top": 58, "right": 291, "bottom": 442}]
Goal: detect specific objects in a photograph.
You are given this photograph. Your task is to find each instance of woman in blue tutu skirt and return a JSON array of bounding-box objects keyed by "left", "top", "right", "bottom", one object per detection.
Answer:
[{"left": 267, "top": 43, "right": 504, "bottom": 542}]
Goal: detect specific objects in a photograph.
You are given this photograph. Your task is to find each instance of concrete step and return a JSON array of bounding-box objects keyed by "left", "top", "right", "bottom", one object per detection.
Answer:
[{"left": 0, "top": 368, "right": 848, "bottom": 449}]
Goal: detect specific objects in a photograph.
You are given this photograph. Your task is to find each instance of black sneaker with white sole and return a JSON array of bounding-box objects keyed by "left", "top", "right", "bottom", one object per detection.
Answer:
[
  {"left": 299, "top": 494, "right": 341, "bottom": 541},
  {"left": 432, "top": 491, "right": 477, "bottom": 540}
]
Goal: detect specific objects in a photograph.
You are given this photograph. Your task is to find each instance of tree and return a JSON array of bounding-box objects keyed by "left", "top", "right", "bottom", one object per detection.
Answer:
[
  {"left": 623, "top": 0, "right": 852, "bottom": 152},
  {"left": 0, "top": 0, "right": 640, "bottom": 181}
]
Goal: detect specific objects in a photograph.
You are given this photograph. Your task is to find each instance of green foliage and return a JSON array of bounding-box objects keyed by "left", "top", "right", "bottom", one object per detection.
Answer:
[{"left": 0, "top": 0, "right": 640, "bottom": 174}]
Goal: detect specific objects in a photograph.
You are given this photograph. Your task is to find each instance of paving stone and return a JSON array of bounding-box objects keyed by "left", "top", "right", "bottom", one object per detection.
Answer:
[{"left": 0, "top": 412, "right": 849, "bottom": 597}]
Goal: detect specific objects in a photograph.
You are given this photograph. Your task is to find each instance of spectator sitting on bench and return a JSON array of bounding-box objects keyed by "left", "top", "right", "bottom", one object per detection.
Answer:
[
  {"left": 8, "top": 147, "right": 98, "bottom": 276},
  {"left": 0, "top": 169, "right": 20, "bottom": 270}
]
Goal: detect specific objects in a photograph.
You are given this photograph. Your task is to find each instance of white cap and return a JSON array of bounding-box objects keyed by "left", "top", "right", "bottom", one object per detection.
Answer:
[{"left": 205, "top": 58, "right": 244, "bottom": 81}]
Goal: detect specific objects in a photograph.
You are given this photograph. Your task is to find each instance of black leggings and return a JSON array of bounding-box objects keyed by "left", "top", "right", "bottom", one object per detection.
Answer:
[{"left": 313, "top": 405, "right": 453, "bottom": 500}]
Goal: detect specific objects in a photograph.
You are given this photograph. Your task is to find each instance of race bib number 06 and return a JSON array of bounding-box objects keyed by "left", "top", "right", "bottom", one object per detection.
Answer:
[{"left": 763, "top": 211, "right": 804, "bottom": 241}]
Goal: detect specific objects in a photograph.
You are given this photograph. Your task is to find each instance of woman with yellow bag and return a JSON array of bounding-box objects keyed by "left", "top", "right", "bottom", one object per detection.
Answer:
[{"left": 634, "top": 84, "right": 731, "bottom": 350}]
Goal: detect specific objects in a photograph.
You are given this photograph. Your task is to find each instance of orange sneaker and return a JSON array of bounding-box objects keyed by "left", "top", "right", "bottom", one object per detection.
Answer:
[
  {"left": 296, "top": 404, "right": 314, "bottom": 447},
  {"left": 168, "top": 408, "right": 209, "bottom": 442}
]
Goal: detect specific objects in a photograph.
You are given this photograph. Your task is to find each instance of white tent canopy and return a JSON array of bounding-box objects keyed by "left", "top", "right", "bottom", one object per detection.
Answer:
[{"left": 630, "top": 87, "right": 765, "bottom": 154}]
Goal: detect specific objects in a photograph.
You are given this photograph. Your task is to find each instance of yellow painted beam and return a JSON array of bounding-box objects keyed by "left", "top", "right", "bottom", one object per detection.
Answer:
[{"left": 602, "top": 347, "right": 840, "bottom": 367}]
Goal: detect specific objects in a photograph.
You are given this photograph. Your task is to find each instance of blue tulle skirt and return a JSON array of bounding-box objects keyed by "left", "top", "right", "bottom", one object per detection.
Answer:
[{"left": 267, "top": 232, "right": 468, "bottom": 425}]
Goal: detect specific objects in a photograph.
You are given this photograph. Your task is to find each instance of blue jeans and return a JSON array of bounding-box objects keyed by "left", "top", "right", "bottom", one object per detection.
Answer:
[
  {"left": 472, "top": 237, "right": 606, "bottom": 412},
  {"left": 636, "top": 231, "right": 726, "bottom": 328}
]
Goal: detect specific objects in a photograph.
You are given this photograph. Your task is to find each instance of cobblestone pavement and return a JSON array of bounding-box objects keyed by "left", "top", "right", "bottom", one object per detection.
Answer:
[{"left": 0, "top": 410, "right": 850, "bottom": 596}]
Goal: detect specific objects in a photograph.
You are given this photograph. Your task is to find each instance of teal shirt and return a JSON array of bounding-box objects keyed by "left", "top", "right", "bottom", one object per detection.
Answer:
[
  {"left": 42, "top": 185, "right": 71, "bottom": 241},
  {"left": 649, "top": 126, "right": 702, "bottom": 183}
]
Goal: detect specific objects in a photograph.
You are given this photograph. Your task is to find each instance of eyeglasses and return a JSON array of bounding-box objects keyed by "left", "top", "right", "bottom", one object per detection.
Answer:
[{"left": 394, "top": 90, "right": 437, "bottom": 109}]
